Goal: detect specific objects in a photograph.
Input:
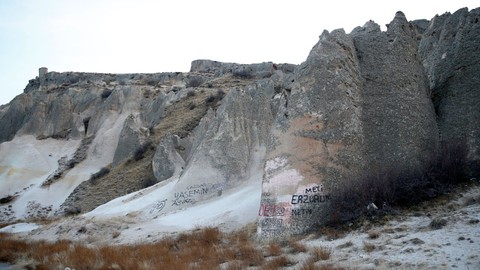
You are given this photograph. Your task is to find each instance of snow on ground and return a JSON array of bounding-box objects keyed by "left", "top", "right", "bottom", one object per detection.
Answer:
[
  {"left": 0, "top": 222, "right": 39, "bottom": 233},
  {"left": 0, "top": 111, "right": 129, "bottom": 222},
  {"left": 298, "top": 184, "right": 480, "bottom": 269},
  {"left": 21, "top": 176, "right": 263, "bottom": 245},
  {"left": 19, "top": 146, "right": 267, "bottom": 245},
  {"left": 0, "top": 135, "right": 80, "bottom": 220}
]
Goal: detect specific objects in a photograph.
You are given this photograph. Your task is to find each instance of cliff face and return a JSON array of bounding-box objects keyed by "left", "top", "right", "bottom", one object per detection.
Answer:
[
  {"left": 419, "top": 7, "right": 480, "bottom": 163},
  {"left": 258, "top": 12, "right": 440, "bottom": 237},
  {"left": 0, "top": 7, "right": 478, "bottom": 237}
]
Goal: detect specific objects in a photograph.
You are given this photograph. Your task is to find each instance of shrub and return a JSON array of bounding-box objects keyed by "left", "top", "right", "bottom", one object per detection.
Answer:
[
  {"left": 0, "top": 195, "right": 14, "bottom": 204},
  {"left": 289, "top": 240, "right": 307, "bottom": 253},
  {"left": 64, "top": 206, "right": 81, "bottom": 216},
  {"left": 429, "top": 218, "right": 447, "bottom": 230},
  {"left": 216, "top": 89, "right": 226, "bottom": 99},
  {"left": 89, "top": 167, "right": 110, "bottom": 184},
  {"left": 206, "top": 95, "right": 216, "bottom": 103},
  {"left": 134, "top": 141, "right": 153, "bottom": 161},
  {"left": 363, "top": 242, "right": 376, "bottom": 252},
  {"left": 267, "top": 243, "right": 282, "bottom": 256},
  {"left": 146, "top": 78, "right": 157, "bottom": 86},
  {"left": 309, "top": 246, "right": 331, "bottom": 261},
  {"left": 188, "top": 102, "right": 196, "bottom": 110},
  {"left": 187, "top": 77, "right": 204, "bottom": 88},
  {"left": 101, "top": 89, "right": 112, "bottom": 99},
  {"left": 187, "top": 90, "right": 196, "bottom": 97},
  {"left": 367, "top": 230, "right": 380, "bottom": 239},
  {"left": 326, "top": 139, "right": 473, "bottom": 226}
]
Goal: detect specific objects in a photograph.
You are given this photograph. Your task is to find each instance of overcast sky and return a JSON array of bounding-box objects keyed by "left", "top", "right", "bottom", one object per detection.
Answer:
[{"left": 0, "top": 0, "right": 477, "bottom": 105}]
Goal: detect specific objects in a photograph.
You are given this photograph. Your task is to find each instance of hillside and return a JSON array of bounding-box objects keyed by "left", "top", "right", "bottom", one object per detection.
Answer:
[{"left": 0, "top": 7, "right": 479, "bottom": 269}]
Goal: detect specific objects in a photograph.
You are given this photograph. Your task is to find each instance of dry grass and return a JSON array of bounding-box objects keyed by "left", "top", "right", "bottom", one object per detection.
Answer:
[
  {"left": 336, "top": 241, "right": 354, "bottom": 249},
  {"left": 262, "top": 255, "right": 295, "bottom": 269},
  {"left": 0, "top": 227, "right": 353, "bottom": 270},
  {"left": 317, "top": 226, "right": 346, "bottom": 240},
  {"left": 267, "top": 242, "right": 283, "bottom": 256},
  {"left": 289, "top": 240, "right": 308, "bottom": 253},
  {"left": 298, "top": 261, "right": 349, "bottom": 270},
  {"left": 367, "top": 230, "right": 381, "bottom": 239},
  {"left": 309, "top": 246, "right": 331, "bottom": 261},
  {"left": 363, "top": 242, "right": 376, "bottom": 252}
]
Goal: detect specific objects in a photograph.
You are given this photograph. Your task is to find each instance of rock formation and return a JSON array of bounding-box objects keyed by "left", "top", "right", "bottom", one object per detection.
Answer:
[
  {"left": 0, "top": 7, "right": 478, "bottom": 238},
  {"left": 419, "top": 7, "right": 480, "bottom": 164}
]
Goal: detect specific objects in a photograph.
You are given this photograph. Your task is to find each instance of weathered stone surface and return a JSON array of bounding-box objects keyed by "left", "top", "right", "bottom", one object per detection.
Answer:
[
  {"left": 190, "top": 59, "right": 277, "bottom": 79},
  {"left": 173, "top": 79, "right": 276, "bottom": 195},
  {"left": 419, "top": 7, "right": 480, "bottom": 162},
  {"left": 352, "top": 12, "right": 439, "bottom": 172},
  {"left": 0, "top": 94, "right": 33, "bottom": 142},
  {"left": 112, "top": 113, "right": 150, "bottom": 167},
  {"left": 258, "top": 12, "right": 439, "bottom": 237},
  {"left": 152, "top": 135, "right": 185, "bottom": 181},
  {"left": 259, "top": 29, "right": 364, "bottom": 238}
]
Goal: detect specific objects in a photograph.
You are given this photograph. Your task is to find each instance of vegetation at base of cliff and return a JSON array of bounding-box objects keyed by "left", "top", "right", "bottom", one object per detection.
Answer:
[
  {"left": 326, "top": 139, "right": 479, "bottom": 226},
  {"left": 0, "top": 227, "right": 346, "bottom": 270}
]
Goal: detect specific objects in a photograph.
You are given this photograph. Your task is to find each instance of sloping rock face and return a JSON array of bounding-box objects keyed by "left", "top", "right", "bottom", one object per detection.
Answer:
[
  {"left": 258, "top": 13, "right": 439, "bottom": 237},
  {"left": 419, "top": 7, "right": 480, "bottom": 164},
  {"left": 352, "top": 12, "right": 439, "bottom": 172}
]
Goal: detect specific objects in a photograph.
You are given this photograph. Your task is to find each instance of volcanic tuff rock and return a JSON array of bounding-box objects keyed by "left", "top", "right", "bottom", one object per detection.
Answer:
[
  {"left": 419, "top": 7, "right": 480, "bottom": 163},
  {"left": 0, "top": 7, "right": 479, "bottom": 237}
]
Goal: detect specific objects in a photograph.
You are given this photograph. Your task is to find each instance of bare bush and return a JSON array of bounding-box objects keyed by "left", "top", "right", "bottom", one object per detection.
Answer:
[
  {"left": 134, "top": 141, "right": 153, "bottom": 161},
  {"left": 187, "top": 77, "right": 204, "bottom": 88},
  {"left": 326, "top": 139, "right": 473, "bottom": 226},
  {"left": 309, "top": 246, "right": 331, "bottom": 261},
  {"left": 89, "top": 167, "right": 110, "bottom": 184}
]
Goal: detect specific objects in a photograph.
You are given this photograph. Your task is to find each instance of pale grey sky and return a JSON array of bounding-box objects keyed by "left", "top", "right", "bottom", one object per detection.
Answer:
[{"left": 0, "top": 0, "right": 477, "bottom": 105}]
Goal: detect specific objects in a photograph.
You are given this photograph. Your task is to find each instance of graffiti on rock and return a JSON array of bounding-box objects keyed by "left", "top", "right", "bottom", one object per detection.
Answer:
[
  {"left": 261, "top": 217, "right": 283, "bottom": 228},
  {"left": 291, "top": 208, "right": 313, "bottom": 216},
  {"left": 149, "top": 199, "right": 167, "bottom": 214},
  {"left": 171, "top": 183, "right": 210, "bottom": 206},
  {"left": 291, "top": 184, "right": 330, "bottom": 204},
  {"left": 258, "top": 202, "right": 289, "bottom": 216}
]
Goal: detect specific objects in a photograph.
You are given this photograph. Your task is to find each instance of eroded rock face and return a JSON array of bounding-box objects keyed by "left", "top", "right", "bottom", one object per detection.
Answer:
[
  {"left": 259, "top": 29, "right": 365, "bottom": 237},
  {"left": 258, "top": 12, "right": 439, "bottom": 238},
  {"left": 352, "top": 12, "right": 439, "bottom": 172},
  {"left": 152, "top": 135, "right": 185, "bottom": 182},
  {"left": 419, "top": 7, "right": 480, "bottom": 162},
  {"left": 167, "top": 79, "right": 277, "bottom": 208},
  {"left": 112, "top": 113, "right": 150, "bottom": 167}
]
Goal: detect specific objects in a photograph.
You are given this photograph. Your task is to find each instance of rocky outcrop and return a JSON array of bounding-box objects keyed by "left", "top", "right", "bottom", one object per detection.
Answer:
[
  {"left": 419, "top": 7, "right": 480, "bottom": 163},
  {"left": 352, "top": 12, "right": 439, "bottom": 172},
  {"left": 190, "top": 59, "right": 295, "bottom": 79},
  {"left": 258, "top": 12, "right": 440, "bottom": 237},
  {"left": 152, "top": 135, "right": 185, "bottom": 182},
  {"left": 0, "top": 7, "right": 478, "bottom": 238},
  {"left": 112, "top": 113, "right": 150, "bottom": 167}
]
